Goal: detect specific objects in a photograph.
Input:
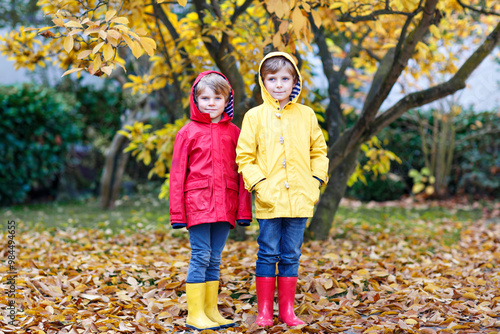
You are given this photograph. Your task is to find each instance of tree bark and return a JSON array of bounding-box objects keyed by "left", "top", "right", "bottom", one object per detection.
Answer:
[
  {"left": 99, "top": 95, "right": 148, "bottom": 210},
  {"left": 310, "top": 19, "right": 344, "bottom": 144},
  {"left": 99, "top": 131, "right": 130, "bottom": 209},
  {"left": 306, "top": 145, "right": 360, "bottom": 241}
]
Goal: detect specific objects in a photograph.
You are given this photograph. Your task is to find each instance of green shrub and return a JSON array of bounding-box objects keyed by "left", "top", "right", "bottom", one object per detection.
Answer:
[
  {"left": 346, "top": 173, "right": 407, "bottom": 202},
  {"left": 452, "top": 110, "right": 500, "bottom": 196},
  {"left": 0, "top": 84, "right": 82, "bottom": 205},
  {"left": 373, "top": 109, "right": 499, "bottom": 198},
  {"left": 55, "top": 79, "right": 127, "bottom": 143}
]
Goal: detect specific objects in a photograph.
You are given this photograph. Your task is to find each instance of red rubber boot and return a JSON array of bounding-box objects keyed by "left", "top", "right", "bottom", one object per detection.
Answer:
[
  {"left": 255, "top": 277, "right": 275, "bottom": 326},
  {"left": 277, "top": 277, "right": 305, "bottom": 326}
]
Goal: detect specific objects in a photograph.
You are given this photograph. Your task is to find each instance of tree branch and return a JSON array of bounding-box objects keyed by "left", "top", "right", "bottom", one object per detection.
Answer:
[
  {"left": 455, "top": 127, "right": 500, "bottom": 147},
  {"left": 456, "top": 0, "right": 500, "bottom": 17},
  {"left": 151, "top": 2, "right": 192, "bottom": 70},
  {"left": 342, "top": 0, "right": 438, "bottom": 157},
  {"left": 210, "top": 0, "right": 223, "bottom": 19},
  {"left": 338, "top": 9, "right": 418, "bottom": 23},
  {"left": 152, "top": 4, "right": 182, "bottom": 116},
  {"left": 393, "top": 6, "right": 423, "bottom": 63},
  {"left": 362, "top": 47, "right": 381, "bottom": 62},
  {"left": 192, "top": 0, "right": 248, "bottom": 122},
  {"left": 309, "top": 14, "right": 344, "bottom": 144},
  {"left": 230, "top": 0, "right": 253, "bottom": 24},
  {"left": 366, "top": 21, "right": 500, "bottom": 141},
  {"left": 327, "top": 18, "right": 500, "bottom": 174}
]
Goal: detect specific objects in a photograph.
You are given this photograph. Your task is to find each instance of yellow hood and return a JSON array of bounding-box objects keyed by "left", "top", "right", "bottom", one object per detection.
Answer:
[{"left": 258, "top": 51, "right": 303, "bottom": 108}]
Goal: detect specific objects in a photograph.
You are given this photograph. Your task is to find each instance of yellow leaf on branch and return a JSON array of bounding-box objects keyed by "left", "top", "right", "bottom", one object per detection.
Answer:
[
  {"left": 63, "top": 35, "right": 74, "bottom": 53},
  {"left": 38, "top": 26, "right": 55, "bottom": 33},
  {"left": 111, "top": 17, "right": 129, "bottom": 25},
  {"left": 291, "top": 7, "right": 305, "bottom": 37},
  {"left": 65, "top": 20, "right": 83, "bottom": 28},
  {"left": 77, "top": 49, "right": 91, "bottom": 60},
  {"left": 311, "top": 9, "right": 322, "bottom": 27},
  {"left": 92, "top": 41, "right": 104, "bottom": 55},
  {"left": 61, "top": 67, "right": 83, "bottom": 77},
  {"left": 105, "top": 9, "right": 117, "bottom": 22},
  {"left": 139, "top": 37, "right": 157, "bottom": 57},
  {"left": 103, "top": 43, "right": 114, "bottom": 61},
  {"left": 131, "top": 40, "right": 144, "bottom": 59},
  {"left": 52, "top": 18, "right": 64, "bottom": 27},
  {"left": 381, "top": 43, "right": 396, "bottom": 50}
]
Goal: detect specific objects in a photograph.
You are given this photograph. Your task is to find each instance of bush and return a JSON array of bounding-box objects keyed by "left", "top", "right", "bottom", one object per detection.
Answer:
[
  {"left": 452, "top": 110, "right": 500, "bottom": 196},
  {"left": 51, "top": 80, "right": 133, "bottom": 198},
  {"left": 346, "top": 173, "right": 407, "bottom": 202},
  {"left": 55, "top": 79, "right": 127, "bottom": 143},
  {"left": 346, "top": 108, "right": 499, "bottom": 200},
  {"left": 372, "top": 109, "right": 499, "bottom": 198},
  {"left": 0, "top": 84, "right": 82, "bottom": 205}
]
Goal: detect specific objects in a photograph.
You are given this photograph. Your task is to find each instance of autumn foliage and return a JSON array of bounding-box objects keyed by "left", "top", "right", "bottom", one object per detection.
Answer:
[
  {"left": 2, "top": 200, "right": 499, "bottom": 333},
  {"left": 1, "top": 0, "right": 499, "bottom": 227}
]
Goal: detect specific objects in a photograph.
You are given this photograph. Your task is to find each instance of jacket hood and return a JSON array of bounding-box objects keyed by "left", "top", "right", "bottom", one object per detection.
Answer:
[
  {"left": 258, "top": 51, "right": 302, "bottom": 108},
  {"left": 190, "top": 71, "right": 234, "bottom": 123}
]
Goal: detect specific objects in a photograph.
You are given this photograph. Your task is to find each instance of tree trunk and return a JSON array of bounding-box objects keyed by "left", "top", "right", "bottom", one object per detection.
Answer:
[
  {"left": 99, "top": 132, "right": 130, "bottom": 209},
  {"left": 306, "top": 146, "right": 360, "bottom": 241},
  {"left": 444, "top": 121, "right": 455, "bottom": 193},
  {"left": 99, "top": 96, "right": 148, "bottom": 210}
]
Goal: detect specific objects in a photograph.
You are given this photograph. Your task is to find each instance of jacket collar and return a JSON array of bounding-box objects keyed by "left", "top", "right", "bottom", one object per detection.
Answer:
[
  {"left": 190, "top": 71, "right": 234, "bottom": 124},
  {"left": 258, "top": 52, "right": 302, "bottom": 109}
]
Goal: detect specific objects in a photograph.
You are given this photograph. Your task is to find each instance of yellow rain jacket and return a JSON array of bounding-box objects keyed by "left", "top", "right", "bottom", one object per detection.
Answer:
[{"left": 236, "top": 52, "right": 329, "bottom": 219}]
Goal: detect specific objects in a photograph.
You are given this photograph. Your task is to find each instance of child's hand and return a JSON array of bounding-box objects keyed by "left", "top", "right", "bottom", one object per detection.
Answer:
[
  {"left": 172, "top": 223, "right": 187, "bottom": 229},
  {"left": 254, "top": 179, "right": 277, "bottom": 208},
  {"left": 313, "top": 176, "right": 323, "bottom": 187},
  {"left": 237, "top": 220, "right": 251, "bottom": 227}
]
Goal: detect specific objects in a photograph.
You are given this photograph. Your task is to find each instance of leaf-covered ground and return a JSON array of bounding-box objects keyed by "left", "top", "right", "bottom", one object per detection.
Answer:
[{"left": 1, "top": 198, "right": 499, "bottom": 334}]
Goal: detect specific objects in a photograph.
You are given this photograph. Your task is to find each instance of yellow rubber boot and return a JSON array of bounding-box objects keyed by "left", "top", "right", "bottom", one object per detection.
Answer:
[
  {"left": 204, "top": 281, "right": 235, "bottom": 328},
  {"left": 186, "top": 283, "right": 220, "bottom": 331}
]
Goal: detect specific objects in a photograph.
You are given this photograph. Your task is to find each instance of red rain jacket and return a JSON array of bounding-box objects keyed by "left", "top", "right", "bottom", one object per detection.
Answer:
[{"left": 169, "top": 71, "right": 252, "bottom": 229}]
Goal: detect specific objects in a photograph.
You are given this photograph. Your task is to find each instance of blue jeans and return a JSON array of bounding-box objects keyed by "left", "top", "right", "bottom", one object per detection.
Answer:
[
  {"left": 256, "top": 218, "right": 307, "bottom": 277},
  {"left": 186, "top": 222, "right": 231, "bottom": 283}
]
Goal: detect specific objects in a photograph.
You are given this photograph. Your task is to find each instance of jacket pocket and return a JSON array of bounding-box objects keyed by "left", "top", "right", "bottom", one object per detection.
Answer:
[
  {"left": 226, "top": 178, "right": 239, "bottom": 214},
  {"left": 308, "top": 177, "right": 321, "bottom": 205},
  {"left": 185, "top": 178, "right": 210, "bottom": 213},
  {"left": 255, "top": 180, "right": 277, "bottom": 210}
]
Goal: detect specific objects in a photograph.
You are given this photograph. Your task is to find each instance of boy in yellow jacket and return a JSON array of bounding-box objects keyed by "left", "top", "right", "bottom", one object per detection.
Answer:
[{"left": 236, "top": 52, "right": 329, "bottom": 327}]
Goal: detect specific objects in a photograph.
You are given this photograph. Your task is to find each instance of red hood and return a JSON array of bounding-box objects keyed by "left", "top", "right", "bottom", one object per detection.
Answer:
[{"left": 190, "top": 71, "right": 234, "bottom": 124}]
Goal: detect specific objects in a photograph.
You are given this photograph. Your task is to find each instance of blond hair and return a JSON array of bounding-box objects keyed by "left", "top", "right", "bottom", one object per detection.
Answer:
[
  {"left": 260, "top": 56, "right": 298, "bottom": 82},
  {"left": 194, "top": 73, "right": 231, "bottom": 103}
]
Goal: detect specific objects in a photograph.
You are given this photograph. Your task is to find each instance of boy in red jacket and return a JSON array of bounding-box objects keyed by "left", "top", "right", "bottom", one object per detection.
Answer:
[{"left": 169, "top": 71, "right": 252, "bottom": 330}]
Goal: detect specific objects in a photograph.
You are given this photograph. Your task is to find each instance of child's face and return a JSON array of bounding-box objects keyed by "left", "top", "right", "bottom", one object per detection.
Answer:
[
  {"left": 196, "top": 87, "right": 226, "bottom": 123},
  {"left": 263, "top": 67, "right": 295, "bottom": 109}
]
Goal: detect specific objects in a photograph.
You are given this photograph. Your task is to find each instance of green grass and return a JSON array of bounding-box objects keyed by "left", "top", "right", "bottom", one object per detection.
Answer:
[
  {"left": 1, "top": 193, "right": 171, "bottom": 234},
  {"left": 333, "top": 205, "right": 483, "bottom": 247},
  {"left": 336, "top": 205, "right": 482, "bottom": 223},
  {"left": 1, "top": 193, "right": 484, "bottom": 245}
]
